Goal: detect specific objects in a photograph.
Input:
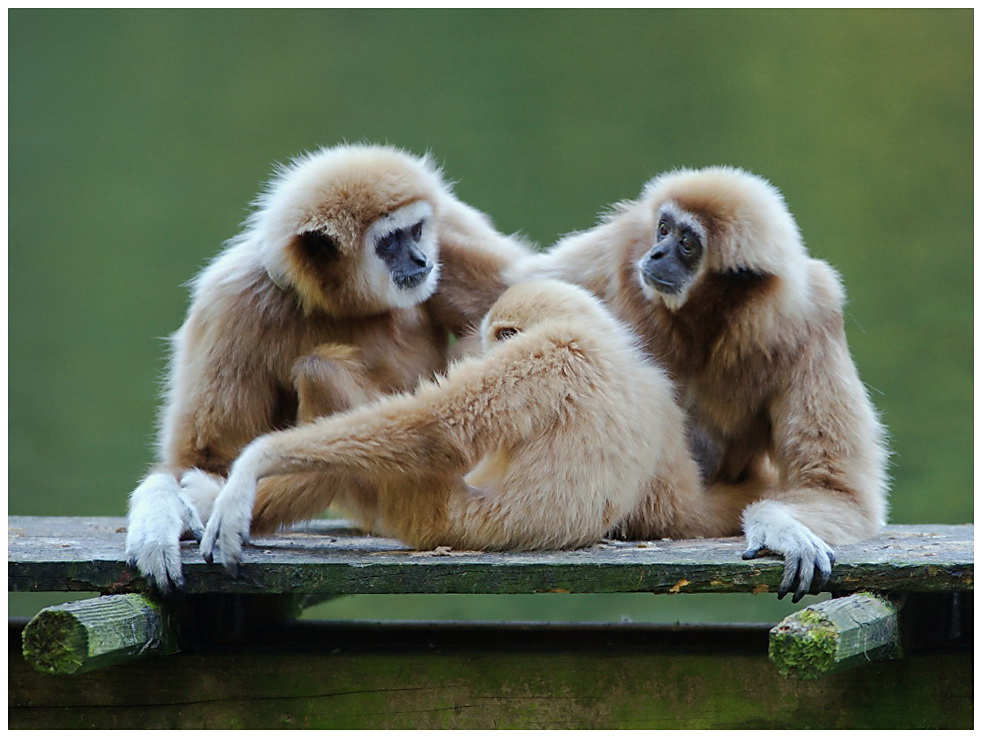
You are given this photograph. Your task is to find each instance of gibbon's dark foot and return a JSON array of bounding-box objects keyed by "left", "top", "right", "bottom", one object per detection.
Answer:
[
  {"left": 742, "top": 543, "right": 836, "bottom": 603},
  {"left": 777, "top": 549, "right": 836, "bottom": 603},
  {"left": 127, "top": 556, "right": 185, "bottom": 594}
]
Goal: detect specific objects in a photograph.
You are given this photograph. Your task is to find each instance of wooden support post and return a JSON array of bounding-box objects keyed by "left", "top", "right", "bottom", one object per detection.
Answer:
[
  {"left": 768, "top": 593, "right": 901, "bottom": 679},
  {"left": 21, "top": 593, "right": 179, "bottom": 675}
]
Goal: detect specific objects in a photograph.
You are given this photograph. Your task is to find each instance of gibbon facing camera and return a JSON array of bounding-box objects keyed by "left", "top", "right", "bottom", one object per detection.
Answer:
[
  {"left": 512, "top": 167, "right": 889, "bottom": 602},
  {"left": 200, "top": 279, "right": 743, "bottom": 569},
  {"left": 125, "top": 144, "right": 531, "bottom": 591}
]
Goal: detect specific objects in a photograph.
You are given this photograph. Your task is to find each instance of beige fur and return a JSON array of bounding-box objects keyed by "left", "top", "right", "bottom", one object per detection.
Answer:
[
  {"left": 511, "top": 166, "right": 889, "bottom": 600},
  {"left": 201, "top": 280, "right": 738, "bottom": 567},
  {"left": 125, "top": 143, "right": 531, "bottom": 590}
]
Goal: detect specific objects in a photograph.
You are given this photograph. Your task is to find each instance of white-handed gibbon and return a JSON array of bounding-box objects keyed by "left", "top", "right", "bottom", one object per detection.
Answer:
[
  {"left": 510, "top": 167, "right": 889, "bottom": 602},
  {"left": 126, "top": 143, "right": 532, "bottom": 591},
  {"left": 199, "top": 279, "right": 745, "bottom": 570}
]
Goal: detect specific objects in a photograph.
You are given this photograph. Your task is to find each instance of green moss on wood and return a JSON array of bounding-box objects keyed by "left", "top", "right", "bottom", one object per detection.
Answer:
[
  {"left": 769, "top": 616, "right": 838, "bottom": 679},
  {"left": 769, "top": 593, "right": 901, "bottom": 680},
  {"left": 22, "top": 594, "right": 178, "bottom": 675}
]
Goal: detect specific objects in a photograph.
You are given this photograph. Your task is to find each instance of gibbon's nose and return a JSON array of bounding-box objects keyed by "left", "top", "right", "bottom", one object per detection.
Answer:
[
  {"left": 409, "top": 247, "right": 430, "bottom": 268},
  {"left": 648, "top": 244, "right": 669, "bottom": 261}
]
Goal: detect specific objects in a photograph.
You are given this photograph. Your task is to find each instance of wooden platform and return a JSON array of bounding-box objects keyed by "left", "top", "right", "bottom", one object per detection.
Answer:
[
  {"left": 8, "top": 516, "right": 974, "bottom": 729},
  {"left": 8, "top": 517, "right": 973, "bottom": 596}
]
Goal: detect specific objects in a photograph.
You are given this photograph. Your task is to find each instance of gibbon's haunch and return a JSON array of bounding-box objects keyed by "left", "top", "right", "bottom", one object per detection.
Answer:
[
  {"left": 125, "top": 143, "right": 532, "bottom": 591},
  {"left": 200, "top": 279, "right": 748, "bottom": 570},
  {"left": 511, "top": 167, "right": 889, "bottom": 602}
]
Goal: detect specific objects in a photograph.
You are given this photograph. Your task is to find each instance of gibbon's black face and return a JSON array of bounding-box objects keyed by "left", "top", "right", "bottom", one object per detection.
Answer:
[
  {"left": 640, "top": 206, "right": 705, "bottom": 296},
  {"left": 375, "top": 219, "right": 433, "bottom": 290}
]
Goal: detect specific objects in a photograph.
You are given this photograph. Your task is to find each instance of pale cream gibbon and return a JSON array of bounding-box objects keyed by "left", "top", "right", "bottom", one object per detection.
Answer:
[
  {"left": 125, "top": 144, "right": 532, "bottom": 591},
  {"left": 199, "top": 279, "right": 744, "bottom": 569},
  {"left": 510, "top": 167, "right": 889, "bottom": 602}
]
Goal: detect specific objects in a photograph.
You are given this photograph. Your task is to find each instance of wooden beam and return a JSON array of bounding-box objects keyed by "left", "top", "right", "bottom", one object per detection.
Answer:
[
  {"left": 21, "top": 594, "right": 179, "bottom": 675},
  {"left": 768, "top": 593, "right": 901, "bottom": 679},
  {"left": 8, "top": 619, "right": 972, "bottom": 729},
  {"left": 7, "top": 517, "right": 974, "bottom": 597}
]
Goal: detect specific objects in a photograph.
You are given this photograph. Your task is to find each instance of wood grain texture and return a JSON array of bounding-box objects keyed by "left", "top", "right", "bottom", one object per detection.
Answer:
[
  {"left": 21, "top": 594, "right": 179, "bottom": 675},
  {"left": 8, "top": 517, "right": 973, "bottom": 596}
]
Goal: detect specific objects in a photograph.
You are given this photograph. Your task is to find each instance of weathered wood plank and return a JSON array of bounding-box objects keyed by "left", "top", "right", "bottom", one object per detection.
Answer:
[
  {"left": 21, "top": 594, "right": 179, "bottom": 675},
  {"left": 7, "top": 619, "right": 972, "bottom": 729},
  {"left": 8, "top": 517, "right": 973, "bottom": 596},
  {"left": 769, "top": 593, "right": 901, "bottom": 679}
]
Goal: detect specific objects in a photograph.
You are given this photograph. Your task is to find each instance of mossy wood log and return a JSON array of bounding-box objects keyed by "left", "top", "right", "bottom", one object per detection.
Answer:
[
  {"left": 20, "top": 592, "right": 307, "bottom": 675},
  {"left": 8, "top": 619, "right": 972, "bottom": 729},
  {"left": 769, "top": 593, "right": 901, "bottom": 679},
  {"left": 7, "top": 517, "right": 973, "bottom": 597},
  {"left": 21, "top": 594, "right": 179, "bottom": 675}
]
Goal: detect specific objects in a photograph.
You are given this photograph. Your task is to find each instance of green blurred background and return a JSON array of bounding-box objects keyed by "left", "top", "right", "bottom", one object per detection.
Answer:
[{"left": 9, "top": 9, "right": 973, "bottom": 623}]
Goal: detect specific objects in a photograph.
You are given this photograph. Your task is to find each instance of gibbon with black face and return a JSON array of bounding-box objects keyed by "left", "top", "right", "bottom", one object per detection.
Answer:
[
  {"left": 512, "top": 167, "right": 889, "bottom": 602},
  {"left": 125, "top": 144, "right": 531, "bottom": 591},
  {"left": 199, "top": 279, "right": 739, "bottom": 570}
]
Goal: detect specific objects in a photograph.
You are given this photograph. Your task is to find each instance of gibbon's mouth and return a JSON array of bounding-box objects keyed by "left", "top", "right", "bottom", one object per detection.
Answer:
[
  {"left": 640, "top": 266, "right": 682, "bottom": 295},
  {"left": 393, "top": 264, "right": 434, "bottom": 290}
]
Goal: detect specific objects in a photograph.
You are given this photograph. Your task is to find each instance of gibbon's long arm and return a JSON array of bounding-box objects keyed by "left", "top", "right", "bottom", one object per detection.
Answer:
[
  {"left": 162, "top": 308, "right": 286, "bottom": 474},
  {"left": 201, "top": 332, "right": 579, "bottom": 572},
  {"left": 742, "top": 319, "right": 888, "bottom": 602},
  {"left": 125, "top": 298, "right": 284, "bottom": 591}
]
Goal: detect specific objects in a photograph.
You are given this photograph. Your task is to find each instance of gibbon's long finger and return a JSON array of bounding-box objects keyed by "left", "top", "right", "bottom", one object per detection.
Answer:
[{"left": 777, "top": 541, "right": 836, "bottom": 603}]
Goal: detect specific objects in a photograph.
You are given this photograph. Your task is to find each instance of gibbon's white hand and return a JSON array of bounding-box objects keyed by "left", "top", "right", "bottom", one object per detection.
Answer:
[
  {"left": 200, "top": 445, "right": 264, "bottom": 575},
  {"left": 125, "top": 472, "right": 204, "bottom": 592},
  {"left": 741, "top": 501, "right": 836, "bottom": 603}
]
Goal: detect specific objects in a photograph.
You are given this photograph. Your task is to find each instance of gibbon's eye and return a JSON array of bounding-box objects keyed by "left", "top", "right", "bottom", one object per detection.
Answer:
[
  {"left": 679, "top": 235, "right": 692, "bottom": 255},
  {"left": 299, "top": 231, "right": 339, "bottom": 258},
  {"left": 410, "top": 220, "right": 424, "bottom": 242},
  {"left": 493, "top": 326, "right": 520, "bottom": 341},
  {"left": 377, "top": 231, "right": 399, "bottom": 254},
  {"left": 658, "top": 221, "right": 670, "bottom": 238}
]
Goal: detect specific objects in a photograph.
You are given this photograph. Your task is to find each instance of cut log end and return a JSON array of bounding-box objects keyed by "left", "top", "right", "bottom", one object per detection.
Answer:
[
  {"left": 768, "top": 592, "right": 901, "bottom": 679},
  {"left": 21, "top": 594, "right": 179, "bottom": 675}
]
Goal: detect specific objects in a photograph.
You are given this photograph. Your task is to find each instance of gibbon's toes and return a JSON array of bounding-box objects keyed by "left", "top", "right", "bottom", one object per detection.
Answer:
[
  {"left": 224, "top": 556, "right": 241, "bottom": 579},
  {"left": 146, "top": 551, "right": 184, "bottom": 594},
  {"left": 742, "top": 546, "right": 766, "bottom": 560},
  {"left": 777, "top": 547, "right": 836, "bottom": 603},
  {"left": 126, "top": 537, "right": 185, "bottom": 593},
  {"left": 200, "top": 525, "right": 217, "bottom": 565},
  {"left": 200, "top": 518, "right": 248, "bottom": 575}
]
